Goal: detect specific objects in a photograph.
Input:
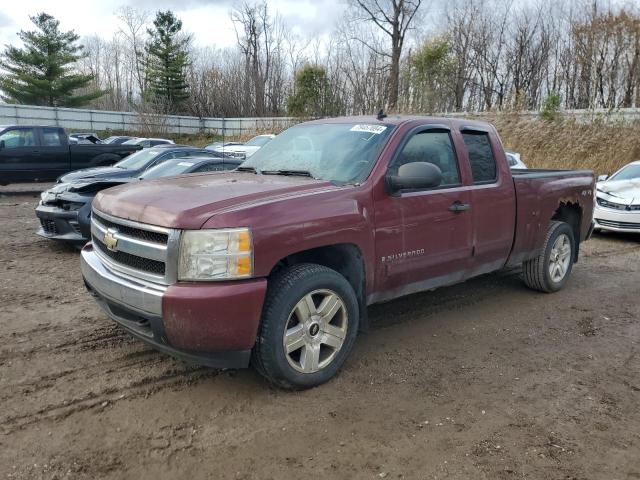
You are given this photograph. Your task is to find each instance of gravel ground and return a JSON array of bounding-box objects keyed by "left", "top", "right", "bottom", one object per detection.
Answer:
[{"left": 1, "top": 193, "right": 639, "bottom": 480}]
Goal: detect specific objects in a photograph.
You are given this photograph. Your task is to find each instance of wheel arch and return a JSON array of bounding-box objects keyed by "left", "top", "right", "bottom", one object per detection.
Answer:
[
  {"left": 267, "top": 243, "right": 369, "bottom": 332},
  {"left": 551, "top": 201, "right": 582, "bottom": 262}
]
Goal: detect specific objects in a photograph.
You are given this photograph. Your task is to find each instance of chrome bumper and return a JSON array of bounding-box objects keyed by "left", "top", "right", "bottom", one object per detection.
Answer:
[{"left": 81, "top": 247, "right": 166, "bottom": 316}]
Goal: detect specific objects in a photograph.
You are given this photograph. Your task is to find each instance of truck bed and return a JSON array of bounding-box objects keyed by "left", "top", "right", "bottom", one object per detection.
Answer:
[{"left": 507, "top": 168, "right": 595, "bottom": 266}]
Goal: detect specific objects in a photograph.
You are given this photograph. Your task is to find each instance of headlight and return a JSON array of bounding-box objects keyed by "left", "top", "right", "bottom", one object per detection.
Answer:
[{"left": 178, "top": 228, "right": 253, "bottom": 281}]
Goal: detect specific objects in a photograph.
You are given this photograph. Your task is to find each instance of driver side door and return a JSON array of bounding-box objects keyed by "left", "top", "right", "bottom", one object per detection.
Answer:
[{"left": 373, "top": 127, "right": 474, "bottom": 297}]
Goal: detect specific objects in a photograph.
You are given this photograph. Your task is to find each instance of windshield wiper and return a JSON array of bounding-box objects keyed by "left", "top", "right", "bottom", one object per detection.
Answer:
[
  {"left": 261, "top": 169, "right": 316, "bottom": 178},
  {"left": 236, "top": 166, "right": 258, "bottom": 174}
]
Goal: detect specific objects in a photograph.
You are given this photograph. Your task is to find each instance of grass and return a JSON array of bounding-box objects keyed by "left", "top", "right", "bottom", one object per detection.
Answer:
[{"left": 490, "top": 115, "right": 640, "bottom": 176}]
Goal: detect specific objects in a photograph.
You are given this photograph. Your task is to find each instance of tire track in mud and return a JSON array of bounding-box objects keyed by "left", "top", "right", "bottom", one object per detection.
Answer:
[
  {"left": 0, "top": 324, "right": 132, "bottom": 361},
  {"left": 0, "top": 367, "right": 219, "bottom": 435}
]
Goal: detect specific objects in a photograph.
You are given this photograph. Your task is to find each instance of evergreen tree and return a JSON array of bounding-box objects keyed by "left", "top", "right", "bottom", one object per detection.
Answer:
[
  {"left": 287, "top": 65, "right": 338, "bottom": 117},
  {"left": 0, "top": 13, "right": 103, "bottom": 107},
  {"left": 145, "top": 11, "right": 191, "bottom": 112}
]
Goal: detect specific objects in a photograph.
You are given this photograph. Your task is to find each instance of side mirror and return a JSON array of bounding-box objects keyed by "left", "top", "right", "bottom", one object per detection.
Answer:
[
  {"left": 597, "top": 174, "right": 608, "bottom": 182},
  {"left": 388, "top": 162, "right": 443, "bottom": 193},
  {"left": 0, "top": 140, "right": 5, "bottom": 149}
]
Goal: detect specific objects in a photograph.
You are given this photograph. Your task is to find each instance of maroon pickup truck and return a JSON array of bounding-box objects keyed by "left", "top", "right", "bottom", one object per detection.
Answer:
[{"left": 80, "top": 116, "right": 595, "bottom": 389}]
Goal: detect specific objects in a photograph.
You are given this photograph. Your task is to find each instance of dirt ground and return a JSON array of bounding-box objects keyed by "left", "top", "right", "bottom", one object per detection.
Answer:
[{"left": 1, "top": 192, "right": 639, "bottom": 480}]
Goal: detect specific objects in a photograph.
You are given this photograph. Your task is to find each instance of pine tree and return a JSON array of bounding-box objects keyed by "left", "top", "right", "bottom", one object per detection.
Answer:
[
  {"left": 0, "top": 13, "right": 103, "bottom": 107},
  {"left": 144, "top": 11, "right": 191, "bottom": 112},
  {"left": 287, "top": 65, "right": 338, "bottom": 117}
]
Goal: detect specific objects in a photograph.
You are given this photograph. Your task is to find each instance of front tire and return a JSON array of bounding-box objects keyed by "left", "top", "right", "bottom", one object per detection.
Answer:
[
  {"left": 523, "top": 220, "right": 575, "bottom": 293},
  {"left": 252, "top": 264, "right": 359, "bottom": 390}
]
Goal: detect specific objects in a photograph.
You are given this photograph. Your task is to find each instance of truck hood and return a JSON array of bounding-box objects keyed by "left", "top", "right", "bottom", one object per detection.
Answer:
[
  {"left": 93, "top": 172, "right": 337, "bottom": 229},
  {"left": 59, "top": 166, "right": 137, "bottom": 183},
  {"left": 597, "top": 179, "right": 640, "bottom": 205}
]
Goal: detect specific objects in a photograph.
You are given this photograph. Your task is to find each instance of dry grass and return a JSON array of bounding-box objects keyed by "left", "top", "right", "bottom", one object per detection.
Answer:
[{"left": 490, "top": 115, "right": 640, "bottom": 175}]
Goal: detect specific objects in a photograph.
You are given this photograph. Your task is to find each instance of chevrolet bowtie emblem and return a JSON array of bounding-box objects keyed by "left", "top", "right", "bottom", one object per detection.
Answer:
[{"left": 103, "top": 228, "right": 118, "bottom": 251}]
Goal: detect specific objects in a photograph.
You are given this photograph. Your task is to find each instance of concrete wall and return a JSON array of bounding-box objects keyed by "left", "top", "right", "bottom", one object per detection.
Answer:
[{"left": 0, "top": 103, "right": 299, "bottom": 136}]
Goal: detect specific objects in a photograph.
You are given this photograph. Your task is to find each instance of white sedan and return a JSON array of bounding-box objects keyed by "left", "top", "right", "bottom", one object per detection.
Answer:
[
  {"left": 211, "top": 134, "right": 275, "bottom": 159},
  {"left": 593, "top": 160, "right": 640, "bottom": 233}
]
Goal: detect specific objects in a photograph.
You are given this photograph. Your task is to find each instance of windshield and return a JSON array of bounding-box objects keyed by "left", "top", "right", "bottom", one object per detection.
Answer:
[
  {"left": 610, "top": 164, "right": 640, "bottom": 181},
  {"left": 141, "top": 160, "right": 196, "bottom": 179},
  {"left": 122, "top": 138, "right": 142, "bottom": 145},
  {"left": 240, "top": 123, "right": 394, "bottom": 183},
  {"left": 115, "top": 148, "right": 164, "bottom": 170},
  {"left": 245, "top": 136, "right": 272, "bottom": 147}
]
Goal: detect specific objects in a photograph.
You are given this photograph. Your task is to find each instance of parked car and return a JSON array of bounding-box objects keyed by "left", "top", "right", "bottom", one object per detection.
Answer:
[
  {"left": 36, "top": 155, "right": 242, "bottom": 246},
  {"left": 80, "top": 115, "right": 595, "bottom": 389},
  {"left": 103, "top": 136, "right": 135, "bottom": 145},
  {"left": 205, "top": 141, "right": 243, "bottom": 150},
  {"left": 69, "top": 133, "right": 103, "bottom": 144},
  {"left": 506, "top": 151, "right": 527, "bottom": 169},
  {"left": 56, "top": 145, "right": 224, "bottom": 184},
  {"left": 0, "top": 125, "right": 142, "bottom": 184},
  {"left": 122, "top": 137, "right": 175, "bottom": 148},
  {"left": 593, "top": 160, "right": 640, "bottom": 233},
  {"left": 211, "top": 134, "right": 275, "bottom": 159}
]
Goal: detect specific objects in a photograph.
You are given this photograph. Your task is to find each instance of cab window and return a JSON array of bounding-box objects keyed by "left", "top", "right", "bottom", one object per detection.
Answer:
[
  {"left": 390, "top": 131, "right": 460, "bottom": 188},
  {"left": 42, "top": 128, "right": 64, "bottom": 147},
  {"left": 0, "top": 128, "right": 36, "bottom": 148},
  {"left": 462, "top": 132, "right": 497, "bottom": 183}
]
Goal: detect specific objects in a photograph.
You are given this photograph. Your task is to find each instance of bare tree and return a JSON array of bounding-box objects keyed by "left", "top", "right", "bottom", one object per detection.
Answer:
[{"left": 350, "top": 0, "right": 423, "bottom": 111}]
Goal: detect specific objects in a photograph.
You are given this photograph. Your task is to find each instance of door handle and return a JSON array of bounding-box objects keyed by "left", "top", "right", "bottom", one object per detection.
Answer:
[{"left": 449, "top": 202, "right": 471, "bottom": 213}]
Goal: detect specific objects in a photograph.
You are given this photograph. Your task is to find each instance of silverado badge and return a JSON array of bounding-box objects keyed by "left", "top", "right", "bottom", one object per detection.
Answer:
[{"left": 103, "top": 228, "right": 118, "bottom": 251}]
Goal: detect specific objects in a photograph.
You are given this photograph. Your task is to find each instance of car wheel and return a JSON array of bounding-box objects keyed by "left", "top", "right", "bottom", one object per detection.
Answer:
[
  {"left": 523, "top": 220, "right": 575, "bottom": 293},
  {"left": 252, "top": 263, "right": 359, "bottom": 390}
]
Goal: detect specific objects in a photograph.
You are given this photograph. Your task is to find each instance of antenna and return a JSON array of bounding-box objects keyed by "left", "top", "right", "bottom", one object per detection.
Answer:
[{"left": 377, "top": 109, "right": 387, "bottom": 121}]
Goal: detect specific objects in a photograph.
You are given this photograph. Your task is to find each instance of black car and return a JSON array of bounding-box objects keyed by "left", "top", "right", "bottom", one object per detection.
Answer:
[{"left": 36, "top": 156, "right": 243, "bottom": 246}]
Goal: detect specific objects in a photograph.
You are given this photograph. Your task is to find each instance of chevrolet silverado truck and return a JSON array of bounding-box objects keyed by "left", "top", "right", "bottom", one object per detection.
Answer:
[
  {"left": 81, "top": 116, "right": 595, "bottom": 389},
  {"left": 0, "top": 125, "right": 141, "bottom": 184}
]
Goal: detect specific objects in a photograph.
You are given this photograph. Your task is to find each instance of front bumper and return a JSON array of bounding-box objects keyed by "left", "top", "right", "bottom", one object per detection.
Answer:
[
  {"left": 35, "top": 202, "right": 91, "bottom": 245},
  {"left": 594, "top": 204, "right": 640, "bottom": 233},
  {"left": 80, "top": 244, "right": 268, "bottom": 369}
]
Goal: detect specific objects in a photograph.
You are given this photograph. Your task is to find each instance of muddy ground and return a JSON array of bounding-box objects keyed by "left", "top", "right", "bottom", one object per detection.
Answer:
[{"left": 1, "top": 192, "right": 639, "bottom": 480}]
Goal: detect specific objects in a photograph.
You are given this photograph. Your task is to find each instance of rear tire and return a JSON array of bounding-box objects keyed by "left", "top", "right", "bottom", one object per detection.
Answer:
[
  {"left": 523, "top": 220, "right": 575, "bottom": 293},
  {"left": 252, "top": 263, "right": 359, "bottom": 390}
]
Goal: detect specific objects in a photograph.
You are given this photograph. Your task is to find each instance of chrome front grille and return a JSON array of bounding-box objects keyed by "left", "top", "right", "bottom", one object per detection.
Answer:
[{"left": 91, "top": 209, "right": 180, "bottom": 285}]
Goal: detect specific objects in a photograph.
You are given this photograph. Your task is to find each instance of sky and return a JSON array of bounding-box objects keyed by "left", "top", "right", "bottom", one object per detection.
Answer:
[{"left": 0, "top": 0, "right": 349, "bottom": 50}]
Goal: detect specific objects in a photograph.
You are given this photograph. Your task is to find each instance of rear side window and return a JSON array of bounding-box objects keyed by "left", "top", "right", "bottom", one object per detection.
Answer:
[
  {"left": 462, "top": 132, "right": 497, "bottom": 183},
  {"left": 42, "top": 128, "right": 63, "bottom": 147}
]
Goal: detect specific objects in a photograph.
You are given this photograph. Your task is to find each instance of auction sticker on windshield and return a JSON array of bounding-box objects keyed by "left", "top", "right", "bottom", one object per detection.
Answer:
[{"left": 350, "top": 125, "right": 387, "bottom": 134}]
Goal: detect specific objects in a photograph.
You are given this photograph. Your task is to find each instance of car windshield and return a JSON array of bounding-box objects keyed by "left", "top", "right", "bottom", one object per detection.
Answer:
[
  {"left": 141, "top": 160, "right": 197, "bottom": 180},
  {"left": 122, "top": 138, "right": 142, "bottom": 145},
  {"left": 245, "top": 136, "right": 272, "bottom": 147},
  {"left": 240, "top": 123, "right": 394, "bottom": 183},
  {"left": 610, "top": 164, "right": 640, "bottom": 181},
  {"left": 114, "top": 148, "right": 164, "bottom": 170}
]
